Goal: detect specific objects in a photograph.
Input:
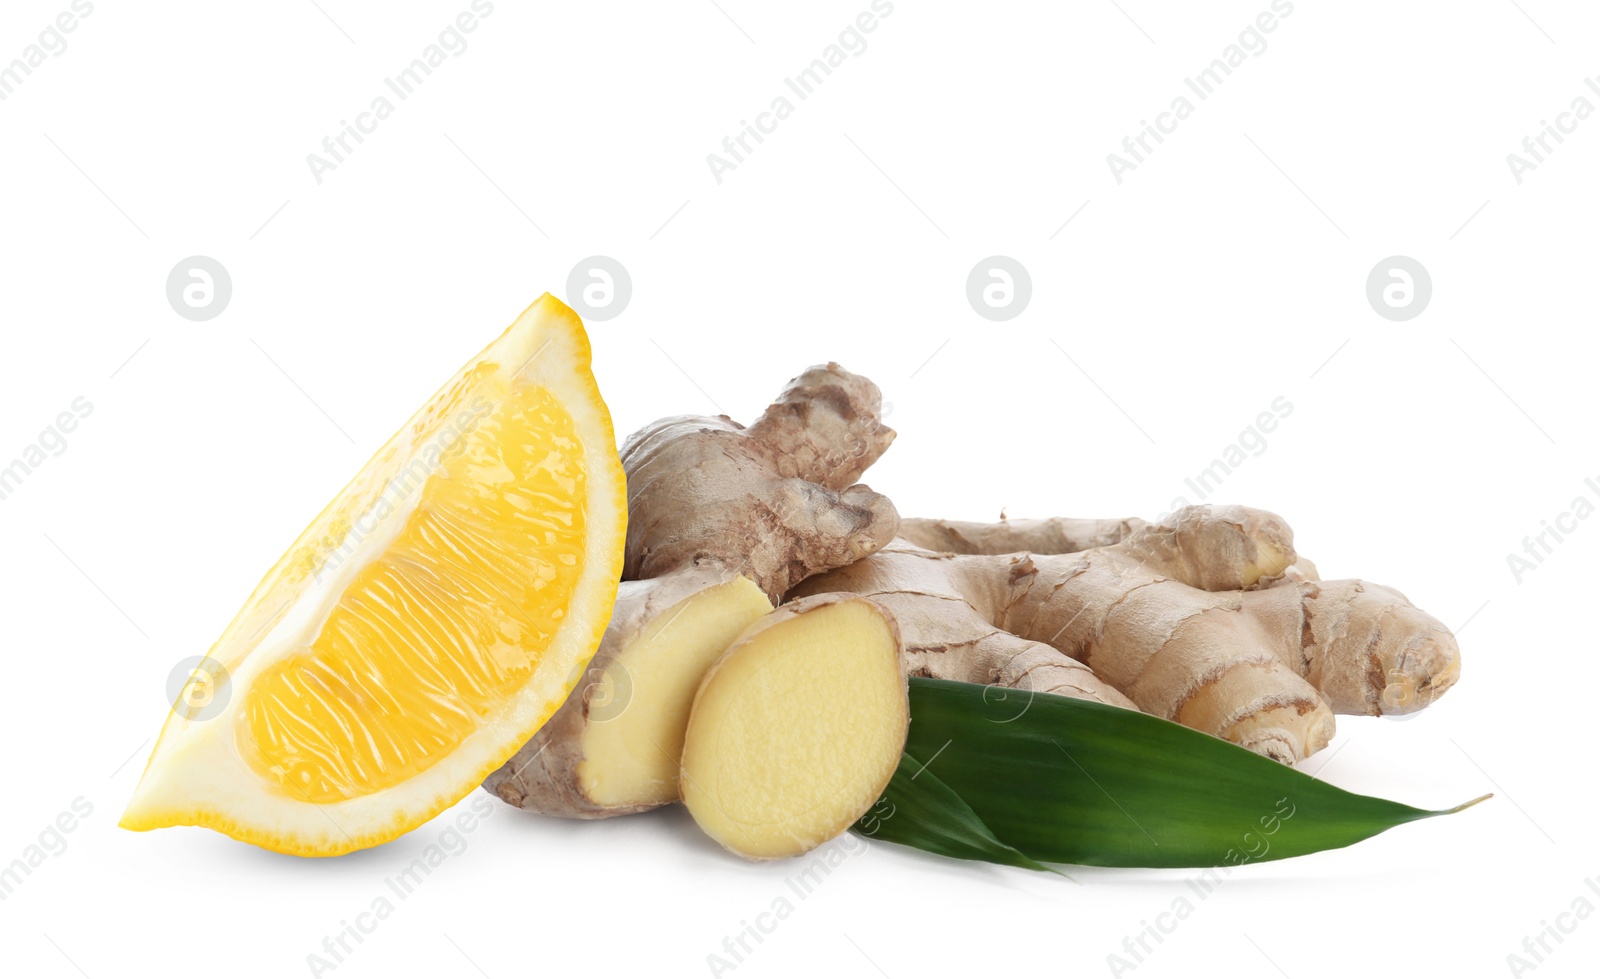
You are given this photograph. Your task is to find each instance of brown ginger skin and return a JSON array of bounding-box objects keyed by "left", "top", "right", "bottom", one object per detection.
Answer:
[
  {"left": 622, "top": 363, "right": 899, "bottom": 603},
  {"left": 797, "top": 505, "right": 1461, "bottom": 764},
  {"left": 898, "top": 515, "right": 1146, "bottom": 555}
]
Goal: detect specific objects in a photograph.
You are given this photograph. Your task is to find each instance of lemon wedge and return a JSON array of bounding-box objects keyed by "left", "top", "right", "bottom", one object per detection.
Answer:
[{"left": 122, "top": 295, "right": 626, "bottom": 856}]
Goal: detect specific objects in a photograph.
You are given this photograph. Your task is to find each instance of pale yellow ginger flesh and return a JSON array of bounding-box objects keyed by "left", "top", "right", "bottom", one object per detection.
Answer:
[
  {"left": 680, "top": 594, "right": 907, "bottom": 860},
  {"left": 485, "top": 573, "right": 773, "bottom": 817},
  {"left": 798, "top": 505, "right": 1461, "bottom": 764},
  {"left": 579, "top": 577, "right": 774, "bottom": 807}
]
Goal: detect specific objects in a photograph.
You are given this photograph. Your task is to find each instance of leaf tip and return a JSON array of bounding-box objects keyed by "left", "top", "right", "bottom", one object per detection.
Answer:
[{"left": 1445, "top": 792, "right": 1494, "bottom": 814}]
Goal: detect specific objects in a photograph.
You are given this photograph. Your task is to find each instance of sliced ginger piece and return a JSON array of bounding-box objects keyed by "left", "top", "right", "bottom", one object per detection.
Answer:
[
  {"left": 680, "top": 594, "right": 907, "bottom": 860},
  {"left": 486, "top": 571, "right": 774, "bottom": 816}
]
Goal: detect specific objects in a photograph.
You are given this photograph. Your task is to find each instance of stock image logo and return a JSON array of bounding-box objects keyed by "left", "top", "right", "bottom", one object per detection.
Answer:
[
  {"left": 1365, "top": 256, "right": 1431, "bottom": 322},
  {"left": 566, "top": 256, "right": 632, "bottom": 321},
  {"left": 567, "top": 657, "right": 632, "bottom": 722},
  {"left": 980, "top": 682, "right": 1035, "bottom": 723},
  {"left": 166, "top": 656, "right": 232, "bottom": 722},
  {"left": 966, "top": 256, "right": 1031, "bottom": 322},
  {"left": 166, "top": 256, "right": 232, "bottom": 322}
]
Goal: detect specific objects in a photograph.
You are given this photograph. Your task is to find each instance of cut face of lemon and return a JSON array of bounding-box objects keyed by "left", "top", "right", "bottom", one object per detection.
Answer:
[{"left": 121, "top": 295, "right": 627, "bottom": 856}]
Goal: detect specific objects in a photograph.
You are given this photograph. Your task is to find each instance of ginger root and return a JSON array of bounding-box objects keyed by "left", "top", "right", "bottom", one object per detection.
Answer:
[
  {"left": 486, "top": 364, "right": 904, "bottom": 816},
  {"left": 680, "top": 593, "right": 907, "bottom": 860},
  {"left": 489, "top": 356, "right": 1460, "bottom": 858},
  {"left": 797, "top": 505, "right": 1461, "bottom": 763}
]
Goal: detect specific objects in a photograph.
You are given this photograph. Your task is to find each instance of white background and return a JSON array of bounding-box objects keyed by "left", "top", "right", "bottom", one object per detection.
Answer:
[{"left": 1, "top": 1, "right": 1595, "bottom": 976}]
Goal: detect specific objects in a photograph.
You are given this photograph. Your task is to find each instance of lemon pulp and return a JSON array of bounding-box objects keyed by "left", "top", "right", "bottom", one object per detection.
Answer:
[{"left": 240, "top": 383, "right": 587, "bottom": 803}]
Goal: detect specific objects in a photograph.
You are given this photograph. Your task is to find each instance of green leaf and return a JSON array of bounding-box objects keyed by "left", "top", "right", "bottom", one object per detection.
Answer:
[
  {"left": 855, "top": 753, "right": 1059, "bottom": 874},
  {"left": 891, "top": 678, "right": 1488, "bottom": 869}
]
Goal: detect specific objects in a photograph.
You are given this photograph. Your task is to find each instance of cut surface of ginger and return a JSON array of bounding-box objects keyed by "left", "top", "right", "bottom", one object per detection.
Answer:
[{"left": 680, "top": 595, "right": 907, "bottom": 860}]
